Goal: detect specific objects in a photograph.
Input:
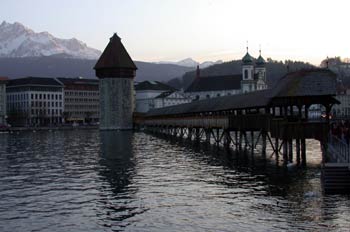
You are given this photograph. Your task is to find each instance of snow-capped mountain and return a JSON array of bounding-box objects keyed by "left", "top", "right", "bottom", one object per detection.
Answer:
[
  {"left": 0, "top": 21, "right": 101, "bottom": 59},
  {"left": 157, "top": 58, "right": 223, "bottom": 68}
]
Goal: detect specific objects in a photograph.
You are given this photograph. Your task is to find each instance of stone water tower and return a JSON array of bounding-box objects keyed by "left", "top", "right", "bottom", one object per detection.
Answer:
[{"left": 94, "top": 34, "right": 137, "bottom": 130}]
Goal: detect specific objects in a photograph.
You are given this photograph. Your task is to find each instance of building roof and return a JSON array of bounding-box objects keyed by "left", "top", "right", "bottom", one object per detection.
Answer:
[
  {"left": 147, "top": 69, "right": 338, "bottom": 117},
  {"left": 148, "top": 89, "right": 271, "bottom": 116},
  {"left": 57, "top": 77, "right": 98, "bottom": 86},
  {"left": 272, "top": 69, "right": 337, "bottom": 98},
  {"left": 0, "top": 77, "right": 8, "bottom": 83},
  {"left": 242, "top": 52, "right": 254, "bottom": 64},
  {"left": 7, "top": 77, "right": 63, "bottom": 87},
  {"left": 135, "top": 81, "right": 176, "bottom": 91},
  {"left": 256, "top": 55, "right": 266, "bottom": 66},
  {"left": 185, "top": 74, "right": 241, "bottom": 92},
  {"left": 155, "top": 91, "right": 175, "bottom": 99},
  {"left": 94, "top": 33, "right": 137, "bottom": 70}
]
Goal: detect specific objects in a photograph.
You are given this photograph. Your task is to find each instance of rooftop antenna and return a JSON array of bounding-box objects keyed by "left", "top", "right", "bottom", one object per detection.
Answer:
[{"left": 326, "top": 56, "right": 329, "bottom": 69}]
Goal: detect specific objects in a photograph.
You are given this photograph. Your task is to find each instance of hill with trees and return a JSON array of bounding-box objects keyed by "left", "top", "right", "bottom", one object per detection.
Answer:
[{"left": 168, "top": 59, "right": 315, "bottom": 90}]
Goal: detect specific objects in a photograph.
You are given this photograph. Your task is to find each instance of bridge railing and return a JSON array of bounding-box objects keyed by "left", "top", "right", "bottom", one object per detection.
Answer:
[
  {"left": 328, "top": 134, "right": 350, "bottom": 163},
  {"left": 142, "top": 116, "right": 229, "bottom": 129},
  {"left": 270, "top": 119, "right": 329, "bottom": 140}
]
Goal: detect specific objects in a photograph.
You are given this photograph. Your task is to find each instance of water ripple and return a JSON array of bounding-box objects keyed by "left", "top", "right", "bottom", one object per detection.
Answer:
[{"left": 0, "top": 130, "right": 349, "bottom": 232}]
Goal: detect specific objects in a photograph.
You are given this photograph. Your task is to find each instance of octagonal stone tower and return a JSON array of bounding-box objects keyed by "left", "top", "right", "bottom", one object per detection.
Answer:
[{"left": 94, "top": 34, "right": 137, "bottom": 130}]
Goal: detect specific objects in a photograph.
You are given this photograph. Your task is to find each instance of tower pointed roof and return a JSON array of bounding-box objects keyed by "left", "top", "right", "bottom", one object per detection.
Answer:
[
  {"left": 94, "top": 33, "right": 137, "bottom": 70},
  {"left": 242, "top": 43, "right": 254, "bottom": 65},
  {"left": 256, "top": 55, "right": 266, "bottom": 66},
  {"left": 256, "top": 48, "right": 266, "bottom": 66},
  {"left": 242, "top": 52, "right": 254, "bottom": 65}
]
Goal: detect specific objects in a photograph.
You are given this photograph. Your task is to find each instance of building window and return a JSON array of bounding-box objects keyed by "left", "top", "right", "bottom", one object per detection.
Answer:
[
  {"left": 244, "top": 69, "right": 248, "bottom": 79},
  {"left": 206, "top": 94, "right": 210, "bottom": 99}
]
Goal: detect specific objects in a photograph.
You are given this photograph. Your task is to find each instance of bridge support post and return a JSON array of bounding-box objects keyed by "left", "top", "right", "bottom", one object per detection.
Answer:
[
  {"left": 244, "top": 131, "right": 248, "bottom": 148},
  {"left": 239, "top": 131, "right": 243, "bottom": 151},
  {"left": 179, "top": 127, "right": 184, "bottom": 139},
  {"left": 262, "top": 131, "right": 267, "bottom": 158},
  {"left": 235, "top": 131, "right": 238, "bottom": 151},
  {"left": 250, "top": 131, "right": 254, "bottom": 155},
  {"left": 296, "top": 139, "right": 301, "bottom": 165},
  {"left": 275, "top": 138, "right": 279, "bottom": 164},
  {"left": 188, "top": 128, "right": 193, "bottom": 141},
  {"left": 216, "top": 128, "right": 220, "bottom": 147},
  {"left": 205, "top": 129, "right": 211, "bottom": 144},
  {"left": 301, "top": 138, "right": 306, "bottom": 167},
  {"left": 283, "top": 139, "right": 288, "bottom": 166},
  {"left": 288, "top": 139, "right": 293, "bottom": 163},
  {"left": 195, "top": 128, "right": 200, "bottom": 143},
  {"left": 224, "top": 130, "right": 230, "bottom": 149}
]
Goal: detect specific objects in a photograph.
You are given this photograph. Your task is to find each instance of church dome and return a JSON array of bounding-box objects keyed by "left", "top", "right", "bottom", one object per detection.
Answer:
[
  {"left": 256, "top": 55, "right": 266, "bottom": 66},
  {"left": 242, "top": 52, "right": 254, "bottom": 65}
]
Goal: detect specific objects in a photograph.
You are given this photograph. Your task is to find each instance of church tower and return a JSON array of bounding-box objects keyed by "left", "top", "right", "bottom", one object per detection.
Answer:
[
  {"left": 255, "top": 48, "right": 267, "bottom": 90},
  {"left": 241, "top": 46, "right": 255, "bottom": 93},
  {"left": 94, "top": 34, "right": 137, "bottom": 130}
]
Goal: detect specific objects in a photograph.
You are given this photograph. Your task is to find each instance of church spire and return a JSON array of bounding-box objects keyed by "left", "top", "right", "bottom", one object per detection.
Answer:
[
  {"left": 259, "top": 44, "right": 261, "bottom": 56},
  {"left": 256, "top": 44, "right": 265, "bottom": 67}
]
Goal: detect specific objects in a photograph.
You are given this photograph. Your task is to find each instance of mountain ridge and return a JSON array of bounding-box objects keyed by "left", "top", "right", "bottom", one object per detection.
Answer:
[
  {"left": 156, "top": 58, "right": 223, "bottom": 68},
  {"left": 0, "top": 56, "right": 194, "bottom": 82},
  {"left": 0, "top": 21, "right": 101, "bottom": 59}
]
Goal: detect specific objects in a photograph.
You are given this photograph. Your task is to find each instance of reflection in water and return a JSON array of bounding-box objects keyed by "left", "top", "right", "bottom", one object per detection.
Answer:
[
  {"left": 97, "top": 131, "right": 146, "bottom": 229},
  {"left": 0, "top": 130, "right": 349, "bottom": 232}
]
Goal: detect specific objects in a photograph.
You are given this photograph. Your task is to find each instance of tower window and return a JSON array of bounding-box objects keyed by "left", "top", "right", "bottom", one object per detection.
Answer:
[{"left": 244, "top": 70, "right": 248, "bottom": 79}]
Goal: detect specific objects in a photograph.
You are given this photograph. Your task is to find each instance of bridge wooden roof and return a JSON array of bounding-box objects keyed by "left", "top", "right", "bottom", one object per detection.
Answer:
[{"left": 147, "top": 69, "right": 338, "bottom": 117}]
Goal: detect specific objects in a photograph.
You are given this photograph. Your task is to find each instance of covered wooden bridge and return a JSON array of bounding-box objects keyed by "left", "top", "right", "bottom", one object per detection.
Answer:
[{"left": 136, "top": 69, "right": 339, "bottom": 167}]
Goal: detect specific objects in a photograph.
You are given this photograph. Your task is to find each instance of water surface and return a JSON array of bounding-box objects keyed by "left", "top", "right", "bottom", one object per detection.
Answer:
[{"left": 0, "top": 130, "right": 349, "bottom": 231}]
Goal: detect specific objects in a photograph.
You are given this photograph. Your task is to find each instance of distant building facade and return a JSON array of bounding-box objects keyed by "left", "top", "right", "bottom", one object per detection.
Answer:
[
  {"left": 332, "top": 95, "right": 350, "bottom": 117},
  {"left": 185, "top": 49, "right": 267, "bottom": 100},
  {"left": 154, "top": 91, "right": 191, "bottom": 109},
  {"left": 58, "top": 78, "right": 99, "bottom": 123},
  {"left": 0, "top": 77, "right": 8, "bottom": 125},
  {"left": 6, "top": 77, "right": 64, "bottom": 126},
  {"left": 135, "top": 81, "right": 190, "bottom": 112},
  {"left": 328, "top": 80, "right": 350, "bottom": 118}
]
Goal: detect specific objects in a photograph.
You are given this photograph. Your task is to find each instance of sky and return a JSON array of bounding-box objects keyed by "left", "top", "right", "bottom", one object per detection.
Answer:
[{"left": 1, "top": 0, "right": 349, "bottom": 65}]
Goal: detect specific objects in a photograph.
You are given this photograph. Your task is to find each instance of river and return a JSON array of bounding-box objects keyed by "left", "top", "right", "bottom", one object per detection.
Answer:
[{"left": 0, "top": 130, "right": 349, "bottom": 231}]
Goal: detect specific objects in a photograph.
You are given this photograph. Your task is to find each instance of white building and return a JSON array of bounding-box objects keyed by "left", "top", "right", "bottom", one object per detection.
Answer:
[
  {"left": 185, "top": 49, "right": 267, "bottom": 100},
  {"left": 135, "top": 81, "right": 191, "bottom": 112},
  {"left": 154, "top": 91, "right": 191, "bottom": 108},
  {"left": 58, "top": 77, "right": 99, "bottom": 124},
  {"left": 0, "top": 77, "right": 7, "bottom": 125},
  {"left": 6, "top": 77, "right": 64, "bottom": 126}
]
